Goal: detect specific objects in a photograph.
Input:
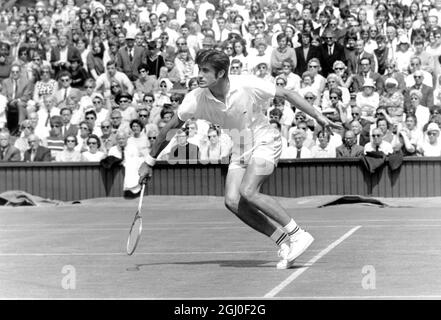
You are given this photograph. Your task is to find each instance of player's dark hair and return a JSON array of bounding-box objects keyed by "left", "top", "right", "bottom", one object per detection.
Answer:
[{"left": 195, "top": 49, "right": 230, "bottom": 79}]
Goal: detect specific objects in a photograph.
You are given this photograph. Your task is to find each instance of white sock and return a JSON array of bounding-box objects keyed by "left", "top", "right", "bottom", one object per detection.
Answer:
[
  {"left": 270, "top": 228, "right": 289, "bottom": 247},
  {"left": 284, "top": 219, "right": 300, "bottom": 237}
]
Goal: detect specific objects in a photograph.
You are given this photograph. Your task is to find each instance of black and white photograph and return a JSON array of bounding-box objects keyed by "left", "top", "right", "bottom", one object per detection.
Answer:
[{"left": 1, "top": 0, "right": 441, "bottom": 310}]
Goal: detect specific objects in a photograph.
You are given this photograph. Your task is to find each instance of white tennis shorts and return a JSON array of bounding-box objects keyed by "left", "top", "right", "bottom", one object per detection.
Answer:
[{"left": 229, "top": 126, "right": 282, "bottom": 172}]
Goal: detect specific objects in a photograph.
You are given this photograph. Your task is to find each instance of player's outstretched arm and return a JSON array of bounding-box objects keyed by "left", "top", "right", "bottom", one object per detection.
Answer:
[
  {"left": 139, "top": 113, "right": 185, "bottom": 183},
  {"left": 275, "top": 86, "right": 343, "bottom": 134}
]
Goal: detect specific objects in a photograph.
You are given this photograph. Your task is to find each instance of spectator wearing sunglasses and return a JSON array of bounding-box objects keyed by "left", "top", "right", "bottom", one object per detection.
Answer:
[
  {"left": 364, "top": 127, "right": 393, "bottom": 155},
  {"left": 55, "top": 134, "right": 82, "bottom": 162},
  {"left": 405, "top": 69, "right": 434, "bottom": 109},
  {"left": 81, "top": 134, "right": 106, "bottom": 162},
  {"left": 134, "top": 64, "right": 159, "bottom": 96},
  {"left": 417, "top": 123, "right": 441, "bottom": 156},
  {"left": 54, "top": 71, "right": 81, "bottom": 106},
  {"left": 100, "top": 120, "right": 117, "bottom": 153},
  {"left": 115, "top": 92, "right": 138, "bottom": 126}
]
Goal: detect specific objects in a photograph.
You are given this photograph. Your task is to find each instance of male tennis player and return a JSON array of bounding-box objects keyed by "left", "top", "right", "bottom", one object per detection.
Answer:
[{"left": 139, "top": 49, "right": 342, "bottom": 269}]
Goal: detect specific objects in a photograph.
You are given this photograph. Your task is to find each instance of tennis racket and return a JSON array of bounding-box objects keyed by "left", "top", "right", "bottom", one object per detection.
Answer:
[{"left": 126, "top": 183, "right": 147, "bottom": 255}]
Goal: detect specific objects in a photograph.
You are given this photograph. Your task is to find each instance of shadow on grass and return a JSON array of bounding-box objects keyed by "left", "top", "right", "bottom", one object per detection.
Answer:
[{"left": 127, "top": 260, "right": 312, "bottom": 270}]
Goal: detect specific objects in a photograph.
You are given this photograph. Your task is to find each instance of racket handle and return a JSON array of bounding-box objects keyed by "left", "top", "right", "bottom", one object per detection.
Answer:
[{"left": 137, "top": 183, "right": 146, "bottom": 210}]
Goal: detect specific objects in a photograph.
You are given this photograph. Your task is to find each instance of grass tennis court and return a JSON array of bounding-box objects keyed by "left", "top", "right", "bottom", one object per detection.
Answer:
[{"left": 1, "top": 195, "right": 441, "bottom": 299}]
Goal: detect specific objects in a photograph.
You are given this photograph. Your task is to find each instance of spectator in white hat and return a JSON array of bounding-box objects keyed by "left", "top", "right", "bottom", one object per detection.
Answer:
[
  {"left": 395, "top": 35, "right": 414, "bottom": 74},
  {"left": 417, "top": 122, "right": 441, "bottom": 156},
  {"left": 356, "top": 78, "right": 380, "bottom": 123},
  {"left": 405, "top": 57, "right": 433, "bottom": 89}
]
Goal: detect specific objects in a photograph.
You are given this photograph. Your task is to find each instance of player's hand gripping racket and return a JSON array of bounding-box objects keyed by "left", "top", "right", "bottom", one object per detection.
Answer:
[{"left": 126, "top": 182, "right": 147, "bottom": 255}]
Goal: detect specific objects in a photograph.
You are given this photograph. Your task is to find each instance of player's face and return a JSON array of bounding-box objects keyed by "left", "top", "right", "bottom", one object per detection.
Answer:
[{"left": 197, "top": 63, "right": 222, "bottom": 88}]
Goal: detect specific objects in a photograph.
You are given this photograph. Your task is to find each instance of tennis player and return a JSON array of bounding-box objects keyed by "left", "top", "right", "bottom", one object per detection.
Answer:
[{"left": 139, "top": 49, "right": 342, "bottom": 269}]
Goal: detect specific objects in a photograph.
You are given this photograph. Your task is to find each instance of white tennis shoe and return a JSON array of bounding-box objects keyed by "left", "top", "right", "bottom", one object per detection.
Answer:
[{"left": 276, "top": 229, "right": 314, "bottom": 270}]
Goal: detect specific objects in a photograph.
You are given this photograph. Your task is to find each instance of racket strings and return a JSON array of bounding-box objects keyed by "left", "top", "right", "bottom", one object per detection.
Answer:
[{"left": 127, "top": 215, "right": 142, "bottom": 255}]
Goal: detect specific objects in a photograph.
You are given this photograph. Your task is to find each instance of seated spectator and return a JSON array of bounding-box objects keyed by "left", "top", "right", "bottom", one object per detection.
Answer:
[
  {"left": 108, "top": 130, "right": 144, "bottom": 195},
  {"left": 162, "top": 56, "right": 181, "bottom": 87},
  {"left": 321, "top": 73, "right": 350, "bottom": 110},
  {"left": 0, "top": 131, "right": 21, "bottom": 161},
  {"left": 284, "top": 128, "right": 312, "bottom": 159},
  {"left": 174, "top": 48, "right": 197, "bottom": 86},
  {"left": 32, "top": 64, "right": 58, "bottom": 106},
  {"left": 364, "top": 128, "right": 393, "bottom": 155},
  {"left": 81, "top": 134, "right": 106, "bottom": 162},
  {"left": 59, "top": 107, "right": 78, "bottom": 139},
  {"left": 23, "top": 134, "right": 52, "bottom": 162},
  {"left": 54, "top": 71, "right": 82, "bottom": 106},
  {"left": 165, "top": 128, "right": 200, "bottom": 163},
  {"left": 279, "top": 58, "right": 300, "bottom": 91},
  {"left": 128, "top": 119, "right": 149, "bottom": 157},
  {"left": 187, "top": 76, "right": 199, "bottom": 91},
  {"left": 336, "top": 130, "right": 365, "bottom": 158},
  {"left": 306, "top": 58, "right": 326, "bottom": 94},
  {"left": 417, "top": 123, "right": 441, "bottom": 156},
  {"left": 14, "top": 120, "right": 35, "bottom": 160},
  {"left": 84, "top": 110, "right": 102, "bottom": 137},
  {"left": 153, "top": 78, "right": 172, "bottom": 110},
  {"left": 87, "top": 37, "right": 106, "bottom": 80},
  {"left": 66, "top": 96, "right": 84, "bottom": 126},
  {"left": 199, "top": 125, "right": 231, "bottom": 163},
  {"left": 382, "top": 59, "right": 406, "bottom": 92},
  {"left": 311, "top": 130, "right": 336, "bottom": 158},
  {"left": 76, "top": 121, "right": 93, "bottom": 153},
  {"left": 56, "top": 135, "right": 82, "bottom": 162},
  {"left": 355, "top": 78, "right": 380, "bottom": 123},
  {"left": 2, "top": 63, "right": 34, "bottom": 136},
  {"left": 114, "top": 92, "right": 138, "bottom": 126},
  {"left": 323, "top": 88, "right": 348, "bottom": 125},
  {"left": 134, "top": 63, "right": 159, "bottom": 96},
  {"left": 90, "top": 93, "right": 108, "bottom": 128},
  {"left": 100, "top": 120, "right": 117, "bottom": 153},
  {"left": 408, "top": 90, "right": 431, "bottom": 132},
  {"left": 79, "top": 78, "right": 96, "bottom": 110},
  {"left": 405, "top": 69, "right": 434, "bottom": 108},
  {"left": 376, "top": 118, "right": 396, "bottom": 144},
  {"left": 68, "top": 57, "right": 88, "bottom": 89},
  {"left": 254, "top": 62, "right": 275, "bottom": 83},
  {"left": 229, "top": 59, "right": 243, "bottom": 75},
  {"left": 46, "top": 115, "right": 65, "bottom": 160},
  {"left": 398, "top": 114, "right": 423, "bottom": 155},
  {"left": 109, "top": 109, "right": 130, "bottom": 135}
]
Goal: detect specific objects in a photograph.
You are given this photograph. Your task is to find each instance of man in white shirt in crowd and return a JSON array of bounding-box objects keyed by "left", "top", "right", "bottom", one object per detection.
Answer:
[{"left": 364, "top": 128, "right": 393, "bottom": 155}]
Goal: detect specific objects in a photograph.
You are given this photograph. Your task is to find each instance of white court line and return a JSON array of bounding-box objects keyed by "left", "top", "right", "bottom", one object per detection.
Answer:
[
  {"left": 264, "top": 226, "right": 362, "bottom": 298},
  {"left": 0, "top": 249, "right": 302, "bottom": 257},
  {"left": 3, "top": 224, "right": 441, "bottom": 233}
]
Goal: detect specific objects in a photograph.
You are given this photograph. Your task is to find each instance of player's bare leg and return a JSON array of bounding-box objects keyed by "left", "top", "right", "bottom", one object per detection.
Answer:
[
  {"left": 238, "top": 157, "right": 314, "bottom": 269},
  {"left": 224, "top": 167, "right": 291, "bottom": 255}
]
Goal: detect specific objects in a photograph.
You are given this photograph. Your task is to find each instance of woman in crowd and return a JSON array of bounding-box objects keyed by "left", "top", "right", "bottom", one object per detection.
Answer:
[
  {"left": 356, "top": 79, "right": 380, "bottom": 123},
  {"left": 174, "top": 48, "right": 197, "bottom": 87},
  {"left": 87, "top": 37, "right": 106, "bottom": 80},
  {"left": 127, "top": 119, "right": 149, "bottom": 157},
  {"left": 56, "top": 134, "right": 82, "bottom": 162},
  {"left": 32, "top": 64, "right": 58, "bottom": 106},
  {"left": 81, "top": 134, "right": 106, "bottom": 162},
  {"left": 14, "top": 120, "right": 35, "bottom": 160}
]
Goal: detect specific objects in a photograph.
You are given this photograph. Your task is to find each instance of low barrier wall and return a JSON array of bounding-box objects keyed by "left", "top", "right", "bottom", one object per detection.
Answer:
[{"left": 0, "top": 157, "right": 440, "bottom": 201}]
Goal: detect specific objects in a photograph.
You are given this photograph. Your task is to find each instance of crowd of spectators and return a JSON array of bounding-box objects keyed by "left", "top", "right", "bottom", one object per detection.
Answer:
[{"left": 1, "top": 0, "right": 441, "bottom": 165}]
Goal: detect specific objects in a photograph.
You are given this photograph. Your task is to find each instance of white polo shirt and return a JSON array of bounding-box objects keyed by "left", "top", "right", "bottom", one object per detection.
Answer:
[{"left": 177, "top": 75, "right": 276, "bottom": 133}]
